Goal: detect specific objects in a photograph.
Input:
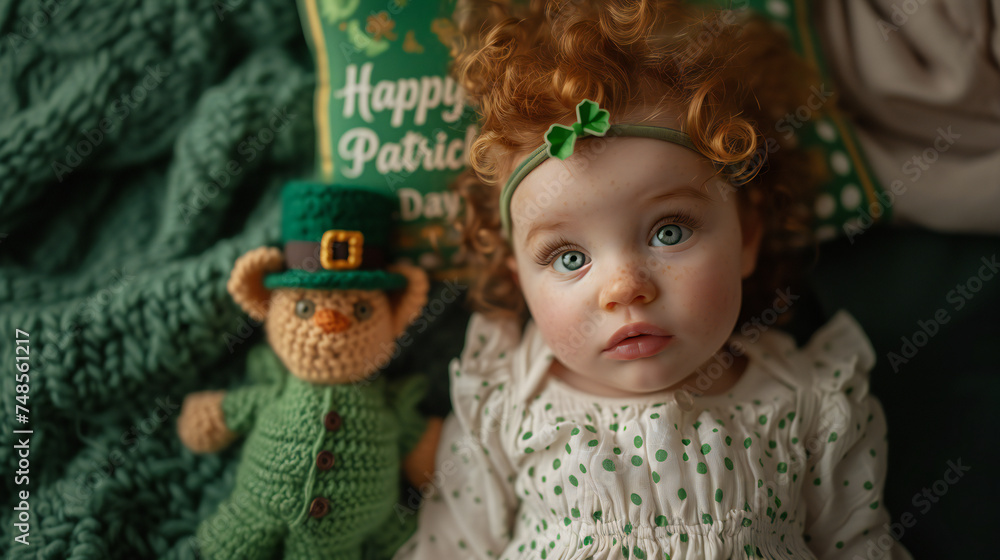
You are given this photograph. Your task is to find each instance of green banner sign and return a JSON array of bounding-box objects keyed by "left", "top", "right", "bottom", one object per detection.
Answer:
[{"left": 298, "top": 0, "right": 475, "bottom": 277}]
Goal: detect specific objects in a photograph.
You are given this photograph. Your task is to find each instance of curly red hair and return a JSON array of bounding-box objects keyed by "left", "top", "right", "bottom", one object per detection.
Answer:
[{"left": 451, "top": 0, "right": 824, "bottom": 326}]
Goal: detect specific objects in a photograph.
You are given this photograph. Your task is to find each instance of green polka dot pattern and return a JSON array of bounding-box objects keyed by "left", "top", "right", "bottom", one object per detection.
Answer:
[{"left": 401, "top": 308, "right": 903, "bottom": 559}]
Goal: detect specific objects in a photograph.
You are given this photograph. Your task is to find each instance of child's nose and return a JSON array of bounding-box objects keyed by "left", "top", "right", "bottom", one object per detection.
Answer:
[
  {"left": 313, "top": 308, "right": 351, "bottom": 333},
  {"left": 599, "top": 261, "right": 658, "bottom": 311}
]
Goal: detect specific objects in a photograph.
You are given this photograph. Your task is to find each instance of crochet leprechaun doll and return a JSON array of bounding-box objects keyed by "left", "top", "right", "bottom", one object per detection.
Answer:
[{"left": 177, "top": 182, "right": 442, "bottom": 560}]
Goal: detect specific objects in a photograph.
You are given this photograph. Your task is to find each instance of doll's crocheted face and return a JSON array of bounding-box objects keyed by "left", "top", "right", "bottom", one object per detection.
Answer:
[
  {"left": 265, "top": 288, "right": 395, "bottom": 384},
  {"left": 507, "top": 136, "right": 761, "bottom": 397}
]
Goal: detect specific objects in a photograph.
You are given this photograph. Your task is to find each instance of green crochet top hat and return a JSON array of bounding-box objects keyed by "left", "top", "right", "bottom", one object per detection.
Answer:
[{"left": 263, "top": 181, "right": 407, "bottom": 291}]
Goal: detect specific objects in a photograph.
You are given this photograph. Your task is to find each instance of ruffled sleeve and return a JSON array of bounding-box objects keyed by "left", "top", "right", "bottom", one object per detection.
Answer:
[
  {"left": 799, "top": 311, "right": 913, "bottom": 559},
  {"left": 394, "top": 312, "right": 523, "bottom": 560}
]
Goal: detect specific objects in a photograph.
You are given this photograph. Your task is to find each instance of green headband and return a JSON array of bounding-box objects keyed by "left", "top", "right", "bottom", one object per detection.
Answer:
[{"left": 499, "top": 99, "right": 746, "bottom": 239}]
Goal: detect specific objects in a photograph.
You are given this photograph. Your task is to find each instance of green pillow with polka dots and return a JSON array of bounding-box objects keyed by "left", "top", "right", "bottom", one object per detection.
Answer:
[{"left": 691, "top": 0, "right": 890, "bottom": 241}]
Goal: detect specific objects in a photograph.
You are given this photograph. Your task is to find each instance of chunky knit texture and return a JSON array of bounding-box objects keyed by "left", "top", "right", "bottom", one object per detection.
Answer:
[
  {"left": 0, "top": 1, "right": 319, "bottom": 558},
  {"left": 281, "top": 183, "right": 394, "bottom": 246},
  {"left": 198, "top": 344, "right": 426, "bottom": 560},
  {"left": 265, "top": 182, "right": 410, "bottom": 290}
]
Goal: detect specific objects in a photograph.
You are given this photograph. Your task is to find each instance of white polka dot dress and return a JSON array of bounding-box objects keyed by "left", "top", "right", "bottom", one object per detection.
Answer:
[{"left": 394, "top": 311, "right": 913, "bottom": 560}]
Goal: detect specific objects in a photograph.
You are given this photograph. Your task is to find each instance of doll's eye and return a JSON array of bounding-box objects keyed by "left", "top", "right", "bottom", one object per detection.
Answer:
[
  {"left": 295, "top": 299, "right": 316, "bottom": 319},
  {"left": 553, "top": 250, "right": 588, "bottom": 273},
  {"left": 354, "top": 299, "right": 373, "bottom": 321},
  {"left": 652, "top": 224, "right": 694, "bottom": 247}
]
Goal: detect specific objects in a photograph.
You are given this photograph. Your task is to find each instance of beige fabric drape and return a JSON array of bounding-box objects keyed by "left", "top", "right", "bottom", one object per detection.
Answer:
[{"left": 815, "top": 0, "right": 1000, "bottom": 233}]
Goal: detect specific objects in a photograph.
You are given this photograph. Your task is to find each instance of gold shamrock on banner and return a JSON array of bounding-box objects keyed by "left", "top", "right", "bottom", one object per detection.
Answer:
[
  {"left": 366, "top": 11, "right": 397, "bottom": 41},
  {"left": 431, "top": 18, "right": 459, "bottom": 50},
  {"left": 403, "top": 30, "right": 424, "bottom": 53}
]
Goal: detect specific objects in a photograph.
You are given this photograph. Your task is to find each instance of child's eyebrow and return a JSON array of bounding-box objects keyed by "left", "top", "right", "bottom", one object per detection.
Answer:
[
  {"left": 645, "top": 186, "right": 714, "bottom": 204},
  {"left": 522, "top": 186, "right": 713, "bottom": 242},
  {"left": 525, "top": 221, "right": 567, "bottom": 245}
]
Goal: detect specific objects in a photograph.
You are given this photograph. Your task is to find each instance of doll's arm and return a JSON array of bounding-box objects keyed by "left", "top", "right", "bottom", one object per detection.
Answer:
[
  {"left": 365, "top": 418, "right": 442, "bottom": 560},
  {"left": 394, "top": 314, "right": 523, "bottom": 560},
  {"left": 219, "top": 382, "right": 283, "bottom": 434},
  {"left": 387, "top": 374, "right": 431, "bottom": 457},
  {"left": 394, "top": 410, "right": 519, "bottom": 560},
  {"left": 403, "top": 417, "right": 443, "bottom": 487},
  {"left": 177, "top": 381, "right": 283, "bottom": 453},
  {"left": 801, "top": 393, "right": 913, "bottom": 559},
  {"left": 177, "top": 390, "right": 236, "bottom": 453},
  {"left": 385, "top": 373, "right": 441, "bottom": 486}
]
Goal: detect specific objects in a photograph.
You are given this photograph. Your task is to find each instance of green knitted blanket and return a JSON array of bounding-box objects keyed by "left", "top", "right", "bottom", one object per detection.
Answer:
[
  {"left": 0, "top": 1, "right": 327, "bottom": 557},
  {"left": 2, "top": 3, "right": 999, "bottom": 560}
]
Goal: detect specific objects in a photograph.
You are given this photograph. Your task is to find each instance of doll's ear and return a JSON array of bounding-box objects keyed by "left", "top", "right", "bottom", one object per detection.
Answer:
[
  {"left": 387, "top": 263, "right": 430, "bottom": 338},
  {"left": 227, "top": 247, "right": 285, "bottom": 322}
]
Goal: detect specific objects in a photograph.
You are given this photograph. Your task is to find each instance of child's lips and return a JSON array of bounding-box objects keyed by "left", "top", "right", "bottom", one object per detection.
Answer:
[
  {"left": 602, "top": 334, "right": 674, "bottom": 360},
  {"left": 602, "top": 322, "right": 673, "bottom": 360}
]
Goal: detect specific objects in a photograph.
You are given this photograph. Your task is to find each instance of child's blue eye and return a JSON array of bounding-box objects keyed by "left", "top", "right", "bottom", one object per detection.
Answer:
[
  {"left": 553, "top": 250, "right": 588, "bottom": 272},
  {"left": 652, "top": 224, "right": 694, "bottom": 247}
]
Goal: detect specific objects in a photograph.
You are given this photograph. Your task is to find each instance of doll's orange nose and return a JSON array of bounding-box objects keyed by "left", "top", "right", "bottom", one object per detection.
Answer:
[{"left": 313, "top": 308, "right": 351, "bottom": 334}]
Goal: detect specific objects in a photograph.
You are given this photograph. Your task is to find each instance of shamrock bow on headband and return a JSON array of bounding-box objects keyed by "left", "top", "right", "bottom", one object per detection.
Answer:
[
  {"left": 544, "top": 99, "right": 611, "bottom": 160},
  {"left": 499, "top": 98, "right": 757, "bottom": 239}
]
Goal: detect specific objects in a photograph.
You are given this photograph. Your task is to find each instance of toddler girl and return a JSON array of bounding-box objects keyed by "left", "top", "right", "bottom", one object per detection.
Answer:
[{"left": 396, "top": 1, "right": 912, "bottom": 558}]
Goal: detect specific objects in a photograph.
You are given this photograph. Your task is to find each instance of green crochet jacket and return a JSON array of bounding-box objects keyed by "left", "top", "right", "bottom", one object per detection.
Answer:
[{"left": 198, "top": 344, "right": 427, "bottom": 559}]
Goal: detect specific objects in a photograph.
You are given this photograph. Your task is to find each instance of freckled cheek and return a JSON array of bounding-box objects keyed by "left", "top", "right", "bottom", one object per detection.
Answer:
[
  {"left": 525, "top": 281, "right": 589, "bottom": 353},
  {"left": 674, "top": 259, "right": 743, "bottom": 335}
]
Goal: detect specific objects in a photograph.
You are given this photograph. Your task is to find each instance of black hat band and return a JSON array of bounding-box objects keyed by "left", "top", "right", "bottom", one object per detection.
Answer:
[{"left": 285, "top": 234, "right": 386, "bottom": 272}]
